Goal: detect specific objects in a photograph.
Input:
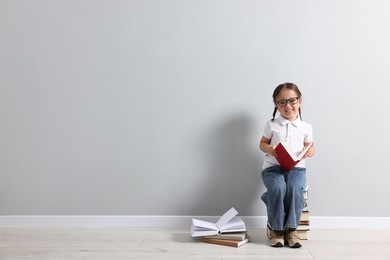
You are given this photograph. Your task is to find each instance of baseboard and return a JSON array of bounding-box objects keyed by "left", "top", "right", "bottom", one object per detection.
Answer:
[{"left": 0, "top": 215, "right": 389, "bottom": 229}]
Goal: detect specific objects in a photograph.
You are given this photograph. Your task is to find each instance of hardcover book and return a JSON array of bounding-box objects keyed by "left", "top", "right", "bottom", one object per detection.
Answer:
[
  {"left": 202, "top": 237, "right": 250, "bottom": 247},
  {"left": 205, "top": 232, "right": 248, "bottom": 241},
  {"left": 275, "top": 142, "right": 313, "bottom": 171}
]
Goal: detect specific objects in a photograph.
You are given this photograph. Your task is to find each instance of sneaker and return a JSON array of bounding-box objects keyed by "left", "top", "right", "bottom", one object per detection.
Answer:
[
  {"left": 285, "top": 229, "right": 302, "bottom": 248},
  {"left": 267, "top": 225, "right": 284, "bottom": 247}
]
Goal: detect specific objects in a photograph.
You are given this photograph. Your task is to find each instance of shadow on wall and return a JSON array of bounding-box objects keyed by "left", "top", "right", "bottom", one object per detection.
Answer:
[{"left": 193, "top": 112, "right": 265, "bottom": 216}]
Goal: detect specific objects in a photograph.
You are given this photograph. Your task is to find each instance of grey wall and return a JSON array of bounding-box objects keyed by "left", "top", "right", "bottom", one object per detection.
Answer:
[{"left": 1, "top": 0, "right": 390, "bottom": 217}]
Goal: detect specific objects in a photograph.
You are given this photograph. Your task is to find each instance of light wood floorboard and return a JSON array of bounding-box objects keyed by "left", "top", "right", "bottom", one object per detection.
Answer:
[{"left": 0, "top": 227, "right": 389, "bottom": 259}]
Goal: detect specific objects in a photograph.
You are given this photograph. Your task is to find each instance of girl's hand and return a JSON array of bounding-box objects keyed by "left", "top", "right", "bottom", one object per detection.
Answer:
[
  {"left": 268, "top": 145, "right": 277, "bottom": 158},
  {"left": 259, "top": 137, "right": 277, "bottom": 158},
  {"left": 304, "top": 143, "right": 315, "bottom": 158}
]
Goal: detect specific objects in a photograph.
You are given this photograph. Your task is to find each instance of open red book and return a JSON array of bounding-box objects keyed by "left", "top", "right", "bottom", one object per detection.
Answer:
[{"left": 274, "top": 142, "right": 313, "bottom": 171}]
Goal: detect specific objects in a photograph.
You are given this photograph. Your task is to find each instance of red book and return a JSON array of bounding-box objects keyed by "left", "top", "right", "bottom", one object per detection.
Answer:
[{"left": 274, "top": 142, "right": 313, "bottom": 171}]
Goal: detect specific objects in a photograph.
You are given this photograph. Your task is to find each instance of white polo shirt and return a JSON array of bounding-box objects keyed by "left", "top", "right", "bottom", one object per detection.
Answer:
[{"left": 262, "top": 116, "right": 313, "bottom": 170}]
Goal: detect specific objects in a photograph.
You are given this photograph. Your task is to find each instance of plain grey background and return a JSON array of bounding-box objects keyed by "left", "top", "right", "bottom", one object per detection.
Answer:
[{"left": 1, "top": 0, "right": 390, "bottom": 217}]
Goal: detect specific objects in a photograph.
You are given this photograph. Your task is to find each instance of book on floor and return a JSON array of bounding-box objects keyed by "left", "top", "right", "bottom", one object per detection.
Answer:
[
  {"left": 202, "top": 237, "right": 250, "bottom": 248},
  {"left": 191, "top": 207, "right": 246, "bottom": 237},
  {"left": 205, "top": 232, "right": 248, "bottom": 241},
  {"left": 275, "top": 142, "right": 313, "bottom": 171}
]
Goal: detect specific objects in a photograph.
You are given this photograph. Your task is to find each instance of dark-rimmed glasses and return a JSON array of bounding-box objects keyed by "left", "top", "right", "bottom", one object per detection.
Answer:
[{"left": 275, "top": 97, "right": 299, "bottom": 107}]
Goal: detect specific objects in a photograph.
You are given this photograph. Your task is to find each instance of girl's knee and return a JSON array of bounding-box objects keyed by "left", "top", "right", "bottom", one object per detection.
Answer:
[{"left": 269, "top": 183, "right": 286, "bottom": 195}]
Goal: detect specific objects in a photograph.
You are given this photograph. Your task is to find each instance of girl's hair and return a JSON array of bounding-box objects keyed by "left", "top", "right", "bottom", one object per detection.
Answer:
[{"left": 271, "top": 82, "right": 302, "bottom": 121}]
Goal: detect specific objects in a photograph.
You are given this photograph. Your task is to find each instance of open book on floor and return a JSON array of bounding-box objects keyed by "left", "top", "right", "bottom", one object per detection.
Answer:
[
  {"left": 275, "top": 142, "right": 313, "bottom": 171},
  {"left": 191, "top": 207, "right": 246, "bottom": 237}
]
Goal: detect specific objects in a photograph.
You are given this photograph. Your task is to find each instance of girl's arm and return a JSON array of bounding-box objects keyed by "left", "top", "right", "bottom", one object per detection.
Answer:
[
  {"left": 304, "top": 142, "right": 315, "bottom": 157},
  {"left": 259, "top": 136, "right": 277, "bottom": 158}
]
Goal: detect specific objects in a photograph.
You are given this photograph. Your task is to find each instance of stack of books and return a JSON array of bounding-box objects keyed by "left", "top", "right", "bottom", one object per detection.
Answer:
[
  {"left": 202, "top": 231, "right": 249, "bottom": 247},
  {"left": 297, "top": 186, "right": 310, "bottom": 240},
  {"left": 191, "top": 207, "right": 249, "bottom": 247}
]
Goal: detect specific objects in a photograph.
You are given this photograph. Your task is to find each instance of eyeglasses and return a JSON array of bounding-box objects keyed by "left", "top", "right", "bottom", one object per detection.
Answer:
[{"left": 275, "top": 97, "right": 299, "bottom": 107}]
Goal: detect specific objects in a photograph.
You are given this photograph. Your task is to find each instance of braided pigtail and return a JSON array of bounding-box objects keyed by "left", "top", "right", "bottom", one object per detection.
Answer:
[
  {"left": 271, "top": 107, "right": 277, "bottom": 121},
  {"left": 299, "top": 107, "right": 302, "bottom": 120}
]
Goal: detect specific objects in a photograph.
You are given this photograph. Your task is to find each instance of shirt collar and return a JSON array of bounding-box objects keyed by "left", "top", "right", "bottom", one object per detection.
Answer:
[{"left": 276, "top": 116, "right": 302, "bottom": 127}]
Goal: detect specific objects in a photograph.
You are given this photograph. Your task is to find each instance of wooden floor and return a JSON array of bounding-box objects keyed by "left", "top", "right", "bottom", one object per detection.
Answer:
[{"left": 0, "top": 227, "right": 389, "bottom": 259}]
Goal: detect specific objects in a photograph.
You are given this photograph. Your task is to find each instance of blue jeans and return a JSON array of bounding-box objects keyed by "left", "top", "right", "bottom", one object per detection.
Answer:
[{"left": 261, "top": 165, "right": 306, "bottom": 231}]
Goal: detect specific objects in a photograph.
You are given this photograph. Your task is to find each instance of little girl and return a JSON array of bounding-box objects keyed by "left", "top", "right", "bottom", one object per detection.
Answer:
[{"left": 259, "top": 83, "right": 315, "bottom": 248}]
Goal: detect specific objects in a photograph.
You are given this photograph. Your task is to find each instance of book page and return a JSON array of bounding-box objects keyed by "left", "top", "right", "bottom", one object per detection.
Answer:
[
  {"left": 297, "top": 143, "right": 313, "bottom": 160},
  {"left": 280, "top": 142, "right": 298, "bottom": 160},
  {"left": 216, "top": 207, "right": 238, "bottom": 230},
  {"left": 192, "top": 219, "right": 217, "bottom": 231},
  {"left": 281, "top": 142, "right": 312, "bottom": 161},
  {"left": 219, "top": 217, "right": 246, "bottom": 232}
]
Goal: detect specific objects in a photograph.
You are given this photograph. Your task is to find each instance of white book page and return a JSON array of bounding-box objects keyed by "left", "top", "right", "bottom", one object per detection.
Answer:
[
  {"left": 216, "top": 207, "right": 238, "bottom": 230},
  {"left": 297, "top": 143, "right": 313, "bottom": 160},
  {"left": 281, "top": 142, "right": 298, "bottom": 160},
  {"left": 192, "top": 219, "right": 217, "bottom": 231},
  {"left": 282, "top": 142, "right": 312, "bottom": 161},
  {"left": 220, "top": 217, "right": 246, "bottom": 232}
]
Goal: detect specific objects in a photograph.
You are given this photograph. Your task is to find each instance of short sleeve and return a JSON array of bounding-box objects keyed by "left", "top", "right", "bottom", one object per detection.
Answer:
[
  {"left": 263, "top": 121, "right": 272, "bottom": 139},
  {"left": 305, "top": 123, "right": 314, "bottom": 142}
]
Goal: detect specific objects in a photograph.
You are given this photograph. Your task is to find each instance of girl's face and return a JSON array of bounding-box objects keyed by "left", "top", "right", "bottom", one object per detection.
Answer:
[{"left": 275, "top": 89, "right": 301, "bottom": 121}]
